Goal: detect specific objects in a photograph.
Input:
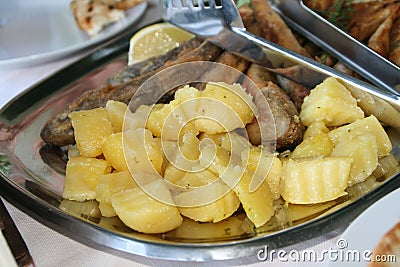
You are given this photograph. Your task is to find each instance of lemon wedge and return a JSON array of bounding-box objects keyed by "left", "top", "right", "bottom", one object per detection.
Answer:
[{"left": 128, "top": 22, "right": 194, "bottom": 65}]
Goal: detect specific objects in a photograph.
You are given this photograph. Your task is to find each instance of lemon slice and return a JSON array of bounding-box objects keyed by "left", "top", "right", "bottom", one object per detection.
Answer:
[{"left": 128, "top": 22, "right": 194, "bottom": 65}]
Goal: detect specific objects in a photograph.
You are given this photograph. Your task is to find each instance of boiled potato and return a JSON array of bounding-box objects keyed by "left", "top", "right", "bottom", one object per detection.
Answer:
[
  {"left": 102, "top": 132, "right": 127, "bottom": 171},
  {"left": 331, "top": 132, "right": 378, "bottom": 186},
  {"left": 198, "top": 132, "right": 225, "bottom": 146},
  {"left": 328, "top": 115, "right": 392, "bottom": 157},
  {"left": 179, "top": 131, "right": 201, "bottom": 161},
  {"left": 195, "top": 82, "right": 256, "bottom": 134},
  {"left": 105, "top": 100, "right": 128, "bottom": 133},
  {"left": 291, "top": 133, "right": 333, "bottom": 158},
  {"left": 161, "top": 132, "right": 201, "bottom": 172},
  {"left": 221, "top": 166, "right": 274, "bottom": 228},
  {"left": 63, "top": 157, "right": 112, "bottom": 201},
  {"left": 199, "top": 143, "right": 231, "bottom": 176},
  {"left": 146, "top": 86, "right": 199, "bottom": 140},
  {"left": 243, "top": 146, "right": 283, "bottom": 200},
  {"left": 123, "top": 128, "right": 164, "bottom": 174},
  {"left": 111, "top": 179, "right": 182, "bottom": 233},
  {"left": 173, "top": 85, "right": 202, "bottom": 119},
  {"left": 300, "top": 77, "right": 364, "bottom": 127},
  {"left": 168, "top": 215, "right": 253, "bottom": 240},
  {"left": 123, "top": 104, "right": 152, "bottom": 131},
  {"left": 220, "top": 132, "right": 252, "bottom": 159},
  {"left": 163, "top": 163, "right": 186, "bottom": 184},
  {"left": 303, "top": 121, "right": 329, "bottom": 139},
  {"left": 281, "top": 157, "right": 351, "bottom": 204},
  {"left": 69, "top": 108, "right": 113, "bottom": 157},
  {"left": 174, "top": 168, "right": 218, "bottom": 189},
  {"left": 96, "top": 170, "right": 137, "bottom": 217},
  {"left": 174, "top": 181, "right": 240, "bottom": 223},
  {"left": 344, "top": 83, "right": 400, "bottom": 129}
]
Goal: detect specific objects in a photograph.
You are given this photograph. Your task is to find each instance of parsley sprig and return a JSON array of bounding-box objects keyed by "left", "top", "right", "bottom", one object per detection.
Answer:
[{"left": 317, "top": 0, "right": 354, "bottom": 30}]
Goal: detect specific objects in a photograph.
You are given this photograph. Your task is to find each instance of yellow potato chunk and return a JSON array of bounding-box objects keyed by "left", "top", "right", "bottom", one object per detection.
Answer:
[
  {"left": 331, "top": 132, "right": 378, "bottom": 186},
  {"left": 172, "top": 168, "right": 218, "bottom": 189},
  {"left": 300, "top": 77, "right": 364, "bottom": 127},
  {"left": 220, "top": 132, "right": 252, "bottom": 159},
  {"left": 162, "top": 132, "right": 202, "bottom": 173},
  {"left": 123, "top": 104, "right": 152, "bottom": 131},
  {"left": 146, "top": 86, "right": 199, "bottom": 140},
  {"left": 163, "top": 163, "right": 186, "bottom": 184},
  {"left": 303, "top": 121, "right": 329, "bottom": 139},
  {"left": 169, "top": 216, "right": 254, "bottom": 240},
  {"left": 291, "top": 133, "right": 333, "bottom": 159},
  {"left": 175, "top": 181, "right": 240, "bottom": 223},
  {"left": 105, "top": 100, "right": 128, "bottom": 133},
  {"left": 106, "top": 101, "right": 153, "bottom": 132},
  {"left": 328, "top": 115, "right": 392, "bottom": 157},
  {"left": 243, "top": 147, "right": 283, "bottom": 200},
  {"left": 173, "top": 85, "right": 202, "bottom": 119},
  {"left": 69, "top": 108, "right": 113, "bottom": 157},
  {"left": 174, "top": 132, "right": 201, "bottom": 171},
  {"left": 102, "top": 132, "right": 127, "bottom": 171},
  {"left": 123, "top": 128, "right": 164, "bottom": 174},
  {"left": 111, "top": 180, "right": 183, "bottom": 233},
  {"left": 96, "top": 170, "right": 137, "bottom": 217},
  {"left": 221, "top": 167, "right": 275, "bottom": 228},
  {"left": 199, "top": 144, "right": 231, "bottom": 175},
  {"left": 179, "top": 131, "right": 201, "bottom": 161},
  {"left": 198, "top": 132, "right": 225, "bottom": 146},
  {"left": 195, "top": 82, "right": 256, "bottom": 134},
  {"left": 63, "top": 157, "right": 112, "bottom": 201},
  {"left": 281, "top": 157, "right": 351, "bottom": 204}
]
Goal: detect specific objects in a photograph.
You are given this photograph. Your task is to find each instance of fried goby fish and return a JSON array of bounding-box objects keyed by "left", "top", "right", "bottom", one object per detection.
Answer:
[{"left": 40, "top": 39, "right": 223, "bottom": 147}]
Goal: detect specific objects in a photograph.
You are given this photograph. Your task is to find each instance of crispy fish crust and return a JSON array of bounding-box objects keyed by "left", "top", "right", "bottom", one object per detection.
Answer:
[
  {"left": 107, "top": 37, "right": 204, "bottom": 86},
  {"left": 245, "top": 64, "right": 304, "bottom": 150},
  {"left": 40, "top": 40, "right": 223, "bottom": 146},
  {"left": 251, "top": 0, "right": 309, "bottom": 56},
  {"left": 389, "top": 16, "right": 400, "bottom": 66}
]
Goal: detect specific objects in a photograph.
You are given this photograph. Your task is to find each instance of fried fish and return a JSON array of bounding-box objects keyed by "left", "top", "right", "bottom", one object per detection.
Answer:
[{"left": 40, "top": 40, "right": 223, "bottom": 147}]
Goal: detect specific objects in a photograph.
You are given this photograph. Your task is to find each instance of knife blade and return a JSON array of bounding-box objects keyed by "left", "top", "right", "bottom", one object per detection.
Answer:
[
  {"left": 0, "top": 199, "right": 35, "bottom": 267},
  {"left": 269, "top": 0, "right": 400, "bottom": 94}
]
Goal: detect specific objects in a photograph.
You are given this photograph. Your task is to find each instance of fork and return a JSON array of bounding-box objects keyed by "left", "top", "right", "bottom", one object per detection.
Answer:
[
  {"left": 162, "top": 0, "right": 400, "bottom": 107},
  {"left": 269, "top": 0, "right": 400, "bottom": 95}
]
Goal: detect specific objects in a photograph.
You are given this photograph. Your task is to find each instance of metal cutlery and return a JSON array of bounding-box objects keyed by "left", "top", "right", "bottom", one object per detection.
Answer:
[
  {"left": 0, "top": 198, "right": 35, "bottom": 267},
  {"left": 162, "top": 0, "right": 400, "bottom": 107},
  {"left": 269, "top": 0, "right": 400, "bottom": 95}
]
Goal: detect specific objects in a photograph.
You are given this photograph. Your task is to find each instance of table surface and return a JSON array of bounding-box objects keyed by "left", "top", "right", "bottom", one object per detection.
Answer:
[{"left": 0, "top": 2, "right": 351, "bottom": 266}]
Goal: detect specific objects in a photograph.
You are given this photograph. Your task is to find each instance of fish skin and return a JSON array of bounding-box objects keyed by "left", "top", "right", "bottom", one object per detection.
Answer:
[
  {"left": 107, "top": 37, "right": 204, "bottom": 87},
  {"left": 245, "top": 64, "right": 304, "bottom": 150},
  {"left": 40, "top": 40, "right": 223, "bottom": 147}
]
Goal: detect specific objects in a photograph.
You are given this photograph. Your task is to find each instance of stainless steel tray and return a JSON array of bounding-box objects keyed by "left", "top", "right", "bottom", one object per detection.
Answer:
[{"left": 1, "top": 22, "right": 400, "bottom": 261}]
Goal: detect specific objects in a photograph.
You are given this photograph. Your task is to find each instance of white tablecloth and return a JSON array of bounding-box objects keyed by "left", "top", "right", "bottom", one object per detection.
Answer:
[{"left": 0, "top": 3, "right": 348, "bottom": 266}]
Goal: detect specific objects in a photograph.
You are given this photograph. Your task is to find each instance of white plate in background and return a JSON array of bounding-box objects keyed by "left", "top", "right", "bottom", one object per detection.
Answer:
[
  {"left": 329, "top": 188, "right": 400, "bottom": 266},
  {"left": 0, "top": 0, "right": 147, "bottom": 68}
]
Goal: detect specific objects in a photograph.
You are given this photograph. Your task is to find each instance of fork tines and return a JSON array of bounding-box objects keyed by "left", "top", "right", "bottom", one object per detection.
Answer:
[{"left": 164, "top": 0, "right": 222, "bottom": 8}]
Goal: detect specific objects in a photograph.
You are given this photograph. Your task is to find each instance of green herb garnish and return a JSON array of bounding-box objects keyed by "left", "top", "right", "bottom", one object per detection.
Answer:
[{"left": 315, "top": 0, "right": 354, "bottom": 30}]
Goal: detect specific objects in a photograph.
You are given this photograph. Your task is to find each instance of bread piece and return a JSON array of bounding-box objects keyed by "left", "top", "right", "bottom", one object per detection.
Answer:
[
  {"left": 99, "top": 0, "right": 144, "bottom": 10},
  {"left": 369, "top": 220, "right": 400, "bottom": 266},
  {"left": 70, "top": 0, "right": 126, "bottom": 37}
]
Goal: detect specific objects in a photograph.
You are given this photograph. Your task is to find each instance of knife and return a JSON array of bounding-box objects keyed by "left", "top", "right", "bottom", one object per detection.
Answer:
[
  {"left": 0, "top": 199, "right": 35, "bottom": 267},
  {"left": 269, "top": 0, "right": 400, "bottom": 94}
]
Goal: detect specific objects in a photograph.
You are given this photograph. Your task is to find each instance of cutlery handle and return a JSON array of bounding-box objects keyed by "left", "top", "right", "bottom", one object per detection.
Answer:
[
  {"left": 213, "top": 25, "right": 400, "bottom": 108},
  {"left": 0, "top": 199, "right": 35, "bottom": 267},
  {"left": 272, "top": 0, "right": 400, "bottom": 94}
]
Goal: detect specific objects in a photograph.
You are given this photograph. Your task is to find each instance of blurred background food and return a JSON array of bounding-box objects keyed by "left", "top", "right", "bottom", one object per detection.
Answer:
[
  {"left": 70, "top": 0, "right": 145, "bottom": 36},
  {"left": 303, "top": 0, "right": 400, "bottom": 66}
]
